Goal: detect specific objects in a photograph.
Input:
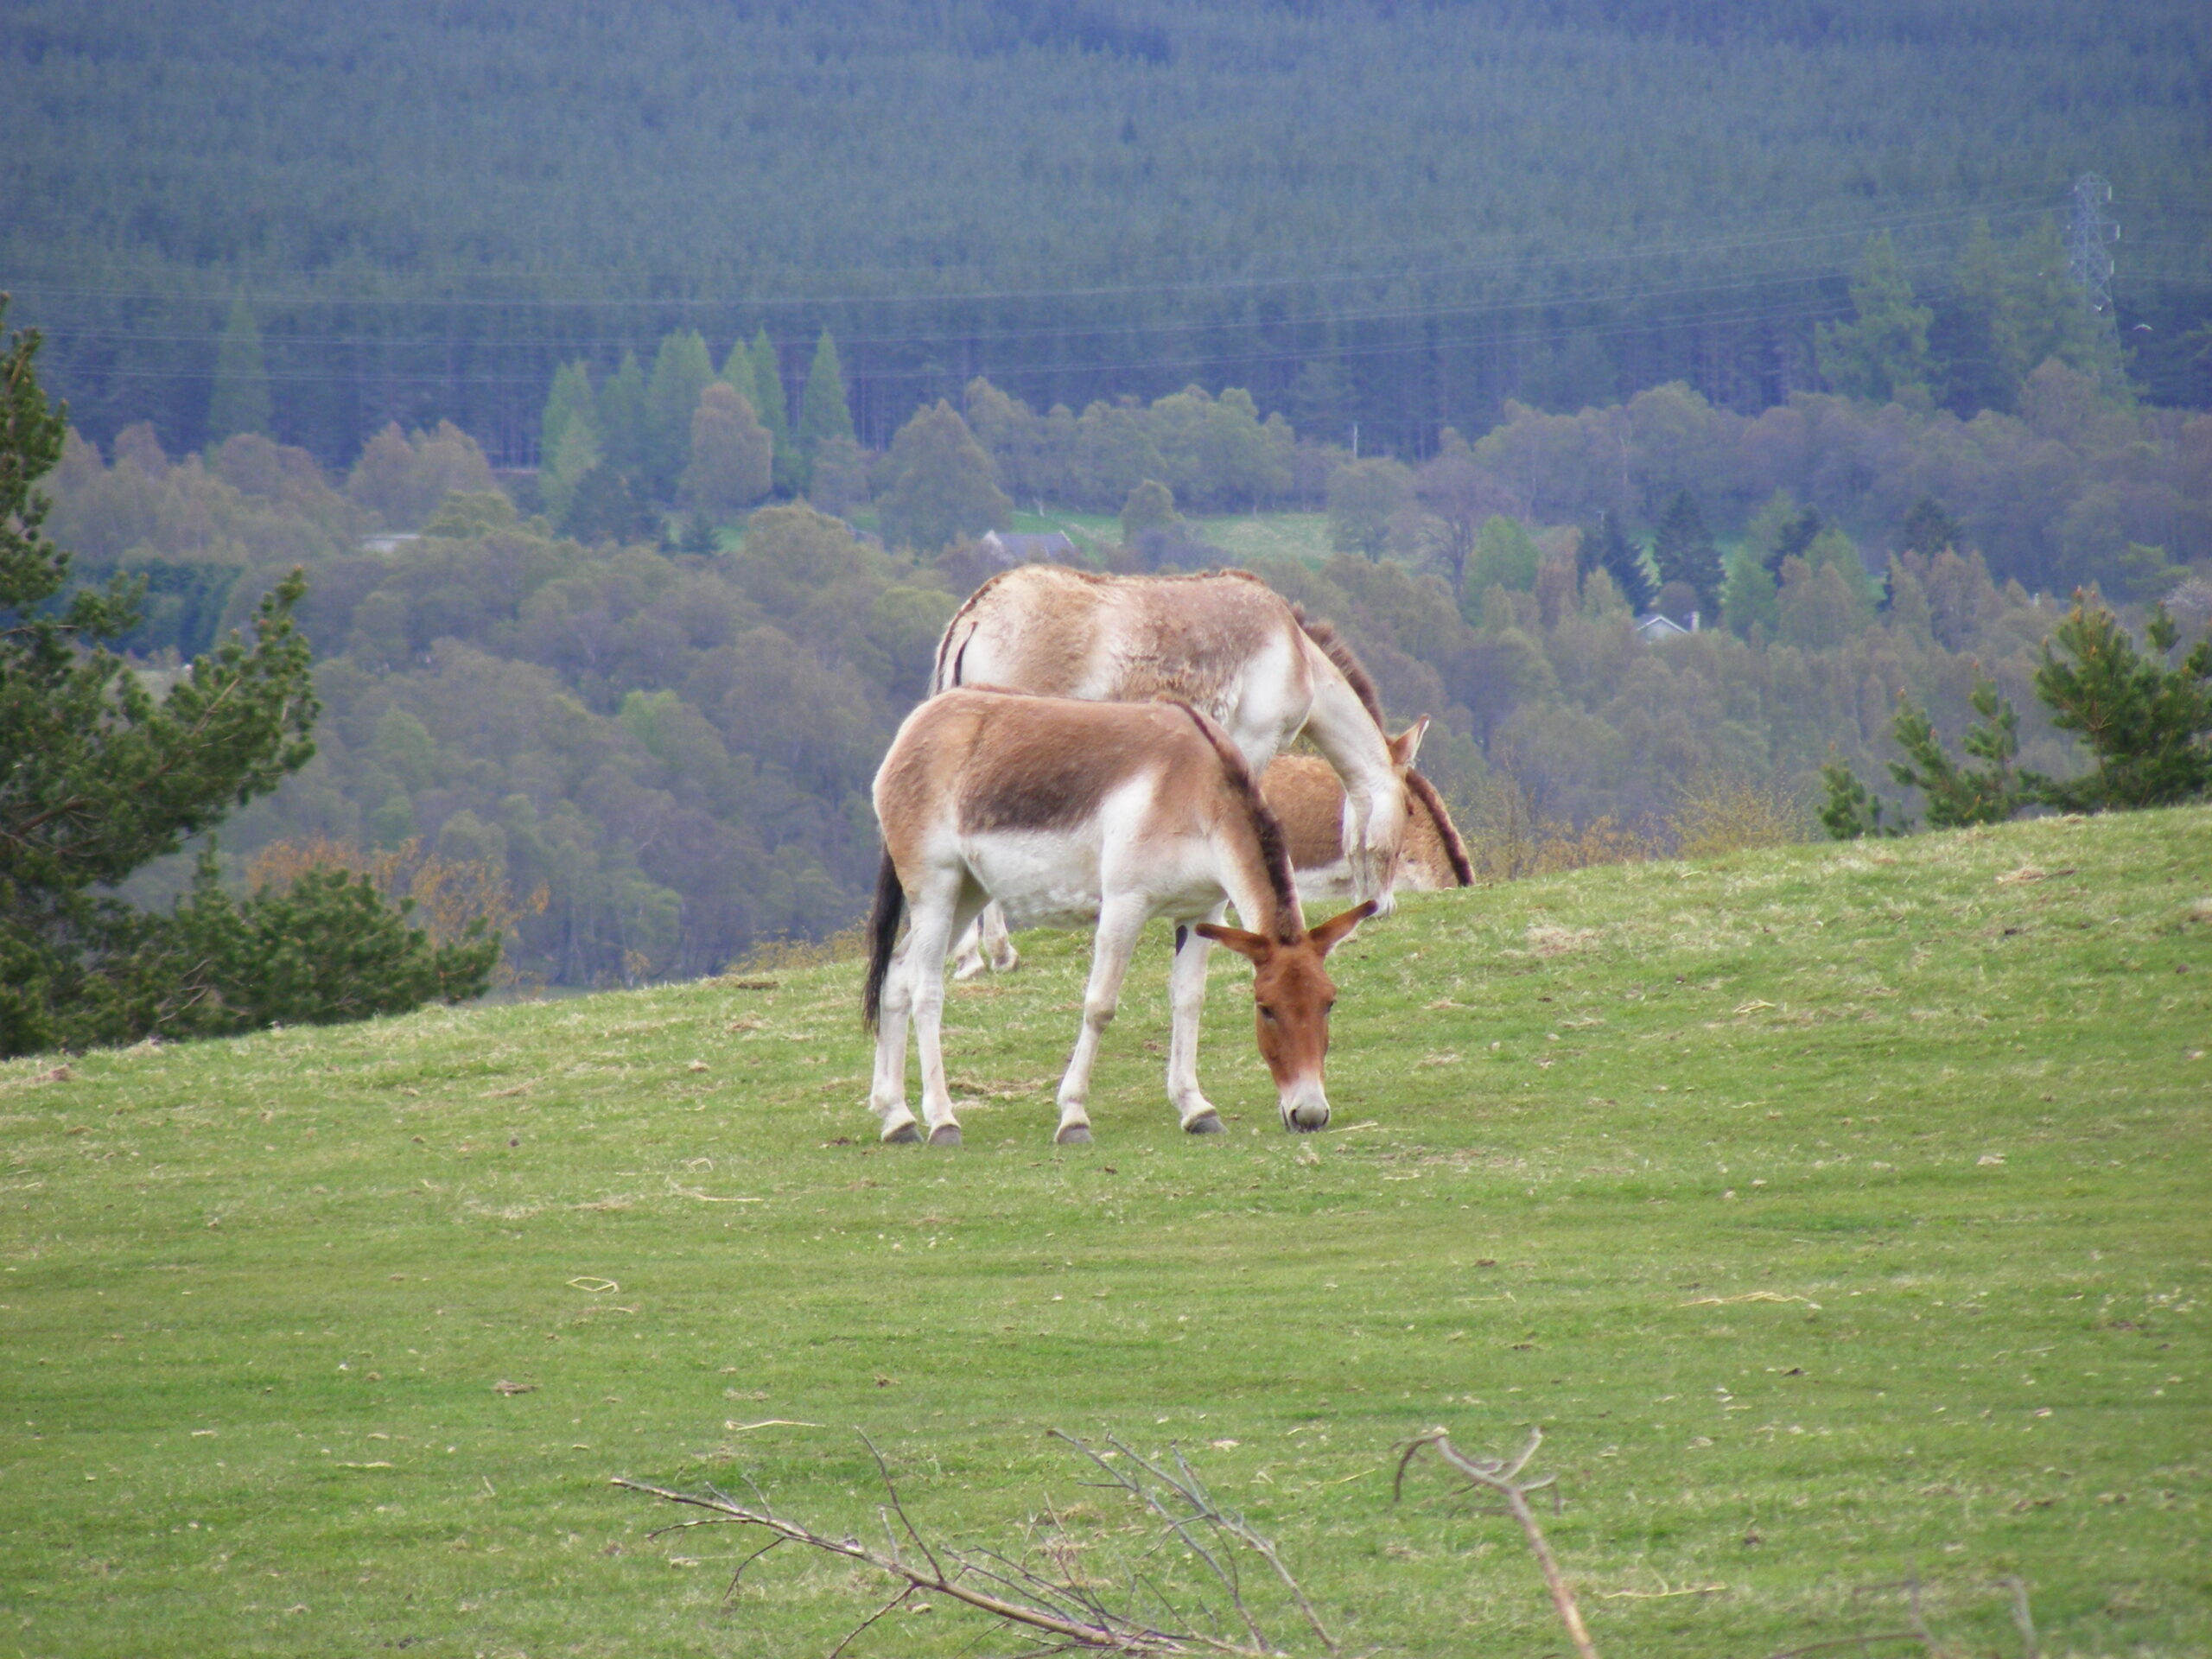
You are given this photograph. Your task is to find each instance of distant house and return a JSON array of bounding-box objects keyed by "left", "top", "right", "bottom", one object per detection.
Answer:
[
  {"left": 1633, "top": 610, "right": 1700, "bottom": 644},
  {"left": 978, "top": 529, "right": 1077, "bottom": 567}
]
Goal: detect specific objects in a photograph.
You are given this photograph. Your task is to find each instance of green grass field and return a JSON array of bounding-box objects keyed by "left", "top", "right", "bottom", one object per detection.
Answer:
[{"left": 4, "top": 810, "right": 2208, "bottom": 1657}]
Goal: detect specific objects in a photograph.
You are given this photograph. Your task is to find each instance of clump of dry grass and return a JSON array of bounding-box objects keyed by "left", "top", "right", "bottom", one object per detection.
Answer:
[
  {"left": 1461, "top": 767, "right": 1662, "bottom": 882},
  {"left": 1668, "top": 769, "right": 1811, "bottom": 859},
  {"left": 733, "top": 920, "right": 870, "bottom": 974}
]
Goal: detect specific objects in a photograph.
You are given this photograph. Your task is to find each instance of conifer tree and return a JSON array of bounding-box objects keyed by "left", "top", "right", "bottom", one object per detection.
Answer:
[
  {"left": 1815, "top": 232, "right": 1936, "bottom": 404},
  {"left": 540, "top": 360, "right": 595, "bottom": 468},
  {"left": 2, "top": 307, "right": 487, "bottom": 1053},
  {"left": 1650, "top": 491, "right": 1721, "bottom": 613},
  {"left": 645, "top": 330, "right": 715, "bottom": 499},
  {"left": 1998, "top": 217, "right": 2126, "bottom": 395},
  {"left": 1932, "top": 219, "right": 2012, "bottom": 413},
  {"left": 718, "top": 337, "right": 760, "bottom": 410},
  {"left": 1588, "top": 512, "right": 1654, "bottom": 613},
  {"left": 596, "top": 351, "right": 650, "bottom": 475},
  {"left": 747, "top": 329, "right": 794, "bottom": 494},
  {"left": 1901, "top": 494, "right": 1963, "bottom": 556},
  {"left": 207, "top": 296, "right": 273, "bottom": 442},
  {"left": 541, "top": 410, "right": 603, "bottom": 523},
  {"left": 795, "top": 329, "right": 855, "bottom": 492}
]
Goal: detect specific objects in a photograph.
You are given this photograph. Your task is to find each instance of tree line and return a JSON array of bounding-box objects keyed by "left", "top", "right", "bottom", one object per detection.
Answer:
[
  {"left": 32, "top": 311, "right": 2212, "bottom": 1010},
  {"left": 10, "top": 0, "right": 2207, "bottom": 470}
]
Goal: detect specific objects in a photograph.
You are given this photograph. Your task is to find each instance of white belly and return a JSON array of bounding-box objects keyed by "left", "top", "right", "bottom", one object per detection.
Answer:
[
  {"left": 965, "top": 830, "right": 1104, "bottom": 928},
  {"left": 957, "top": 777, "right": 1233, "bottom": 930}
]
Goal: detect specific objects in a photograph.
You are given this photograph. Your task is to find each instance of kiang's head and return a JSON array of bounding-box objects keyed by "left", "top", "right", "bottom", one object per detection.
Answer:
[
  {"left": 1363, "top": 719, "right": 1430, "bottom": 913},
  {"left": 1196, "top": 901, "right": 1376, "bottom": 1132}
]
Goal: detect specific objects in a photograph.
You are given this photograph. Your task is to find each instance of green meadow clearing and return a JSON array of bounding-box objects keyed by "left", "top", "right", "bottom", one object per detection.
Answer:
[{"left": 3, "top": 809, "right": 2208, "bottom": 1658}]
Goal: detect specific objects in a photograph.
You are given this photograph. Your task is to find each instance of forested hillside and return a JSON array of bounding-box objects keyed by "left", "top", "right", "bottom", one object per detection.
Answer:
[
  {"left": 47, "top": 351, "right": 2210, "bottom": 987},
  {"left": 5, "top": 0, "right": 2208, "bottom": 466}
]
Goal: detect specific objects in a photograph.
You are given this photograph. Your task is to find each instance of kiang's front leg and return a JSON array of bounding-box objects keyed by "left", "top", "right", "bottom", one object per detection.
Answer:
[
  {"left": 909, "top": 875, "right": 987, "bottom": 1147},
  {"left": 1166, "top": 906, "right": 1225, "bottom": 1135},
  {"left": 1053, "top": 896, "right": 1147, "bottom": 1146}
]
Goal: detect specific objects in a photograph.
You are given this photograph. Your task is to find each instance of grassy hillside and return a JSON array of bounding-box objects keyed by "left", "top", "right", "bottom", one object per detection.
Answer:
[{"left": 3, "top": 808, "right": 2208, "bottom": 1657}]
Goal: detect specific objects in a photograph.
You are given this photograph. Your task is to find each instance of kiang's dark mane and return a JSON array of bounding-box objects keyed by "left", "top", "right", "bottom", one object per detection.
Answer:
[
  {"left": 1168, "top": 702, "right": 1300, "bottom": 939},
  {"left": 1291, "top": 607, "right": 1386, "bottom": 729},
  {"left": 1403, "top": 767, "right": 1476, "bottom": 887}
]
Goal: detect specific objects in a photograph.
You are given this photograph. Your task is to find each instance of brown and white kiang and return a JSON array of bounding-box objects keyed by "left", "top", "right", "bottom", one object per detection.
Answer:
[
  {"left": 863, "top": 688, "right": 1375, "bottom": 1147},
  {"left": 950, "top": 734, "right": 1470, "bottom": 979},
  {"left": 932, "top": 563, "right": 1421, "bottom": 983}
]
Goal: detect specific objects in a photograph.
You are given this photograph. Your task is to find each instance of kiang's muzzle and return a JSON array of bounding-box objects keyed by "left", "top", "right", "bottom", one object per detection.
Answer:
[{"left": 1279, "top": 1076, "right": 1331, "bottom": 1133}]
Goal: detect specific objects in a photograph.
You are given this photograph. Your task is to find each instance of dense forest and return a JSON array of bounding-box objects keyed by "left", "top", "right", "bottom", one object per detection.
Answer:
[
  {"left": 41, "top": 341, "right": 2209, "bottom": 985},
  {"left": 5, "top": 0, "right": 2208, "bottom": 468}
]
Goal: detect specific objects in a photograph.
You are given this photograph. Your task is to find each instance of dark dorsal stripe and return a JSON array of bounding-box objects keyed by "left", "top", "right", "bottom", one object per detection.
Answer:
[
  {"left": 1291, "top": 607, "right": 1387, "bottom": 729},
  {"left": 1404, "top": 766, "right": 1476, "bottom": 887},
  {"left": 1168, "top": 701, "right": 1300, "bottom": 941},
  {"left": 931, "top": 567, "right": 1015, "bottom": 694}
]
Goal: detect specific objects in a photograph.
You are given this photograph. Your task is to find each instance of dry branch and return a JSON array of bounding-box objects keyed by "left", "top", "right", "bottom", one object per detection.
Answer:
[
  {"left": 1395, "top": 1426, "right": 1598, "bottom": 1659},
  {"left": 617, "top": 1431, "right": 1330, "bottom": 1658}
]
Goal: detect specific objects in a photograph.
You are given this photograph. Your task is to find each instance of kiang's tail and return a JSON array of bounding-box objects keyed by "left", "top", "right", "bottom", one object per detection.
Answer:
[{"left": 861, "top": 851, "right": 906, "bottom": 1032}]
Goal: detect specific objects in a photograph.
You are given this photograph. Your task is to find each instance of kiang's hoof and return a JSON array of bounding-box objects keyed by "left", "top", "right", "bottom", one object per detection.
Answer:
[
  {"left": 1184, "top": 1111, "right": 1225, "bottom": 1135},
  {"left": 882, "top": 1121, "right": 923, "bottom": 1144},
  {"left": 927, "top": 1123, "right": 963, "bottom": 1147},
  {"left": 1054, "top": 1123, "right": 1093, "bottom": 1146}
]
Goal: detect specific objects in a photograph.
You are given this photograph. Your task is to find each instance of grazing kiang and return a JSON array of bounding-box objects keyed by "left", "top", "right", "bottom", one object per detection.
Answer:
[
  {"left": 864, "top": 687, "right": 1375, "bottom": 1147},
  {"left": 951, "top": 731, "right": 1469, "bottom": 979},
  {"left": 931, "top": 564, "right": 1414, "bottom": 906},
  {"left": 1262, "top": 743, "right": 1475, "bottom": 903}
]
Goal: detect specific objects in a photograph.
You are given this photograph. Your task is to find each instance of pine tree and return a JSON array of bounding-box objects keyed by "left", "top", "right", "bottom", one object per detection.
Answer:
[
  {"left": 1932, "top": 219, "right": 2012, "bottom": 413},
  {"left": 2024, "top": 601, "right": 2212, "bottom": 810},
  {"left": 1999, "top": 217, "right": 2126, "bottom": 395},
  {"left": 1591, "top": 512, "right": 1654, "bottom": 613},
  {"left": 795, "top": 329, "right": 855, "bottom": 493},
  {"left": 207, "top": 296, "right": 273, "bottom": 442},
  {"left": 718, "top": 337, "right": 760, "bottom": 410},
  {"left": 747, "top": 329, "right": 794, "bottom": 495},
  {"left": 1, "top": 305, "right": 399, "bottom": 1054},
  {"left": 540, "top": 360, "right": 595, "bottom": 469},
  {"left": 596, "top": 351, "right": 649, "bottom": 475},
  {"left": 541, "top": 410, "right": 603, "bottom": 524},
  {"left": 644, "top": 330, "right": 715, "bottom": 499},
  {"left": 1650, "top": 491, "right": 1721, "bottom": 614},
  {"left": 1815, "top": 232, "right": 1936, "bottom": 404},
  {"left": 1901, "top": 494, "right": 1963, "bottom": 556}
]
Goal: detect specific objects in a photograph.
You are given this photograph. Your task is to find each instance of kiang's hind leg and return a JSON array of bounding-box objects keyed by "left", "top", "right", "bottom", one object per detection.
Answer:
[
  {"left": 950, "top": 902, "right": 1020, "bottom": 980},
  {"left": 1052, "top": 895, "right": 1147, "bottom": 1146},
  {"left": 869, "top": 930, "right": 922, "bottom": 1143},
  {"left": 980, "top": 903, "right": 1020, "bottom": 973},
  {"left": 949, "top": 918, "right": 988, "bottom": 981},
  {"left": 1166, "top": 905, "right": 1226, "bottom": 1134},
  {"left": 909, "top": 874, "right": 988, "bottom": 1147}
]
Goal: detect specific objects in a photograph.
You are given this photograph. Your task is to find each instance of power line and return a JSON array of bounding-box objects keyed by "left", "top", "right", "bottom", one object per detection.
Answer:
[{"left": 3, "top": 198, "right": 2069, "bottom": 314}]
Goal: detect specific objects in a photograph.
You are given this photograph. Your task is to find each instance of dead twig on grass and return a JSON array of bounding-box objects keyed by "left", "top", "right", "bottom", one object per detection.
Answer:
[
  {"left": 1053, "top": 1431, "right": 1339, "bottom": 1655},
  {"left": 1395, "top": 1426, "right": 1597, "bottom": 1659},
  {"left": 618, "top": 1431, "right": 1327, "bottom": 1656}
]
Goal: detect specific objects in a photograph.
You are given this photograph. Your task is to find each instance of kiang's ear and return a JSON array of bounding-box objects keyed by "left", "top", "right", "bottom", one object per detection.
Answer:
[
  {"left": 1306, "top": 899, "right": 1379, "bottom": 957},
  {"left": 1193, "top": 922, "right": 1272, "bottom": 963},
  {"left": 1389, "top": 716, "right": 1431, "bottom": 768}
]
